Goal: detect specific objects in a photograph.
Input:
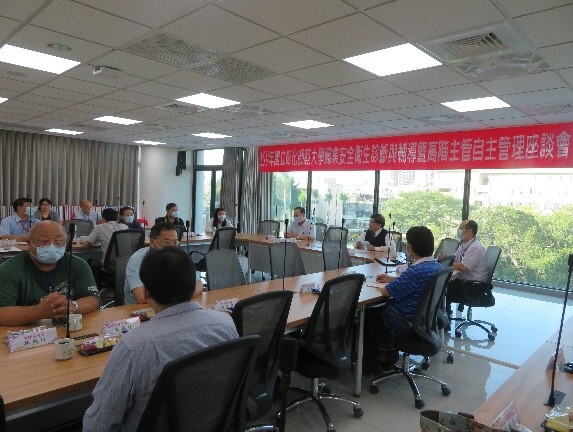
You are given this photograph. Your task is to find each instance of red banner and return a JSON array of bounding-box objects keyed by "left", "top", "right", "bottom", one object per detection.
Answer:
[{"left": 258, "top": 122, "right": 573, "bottom": 172}]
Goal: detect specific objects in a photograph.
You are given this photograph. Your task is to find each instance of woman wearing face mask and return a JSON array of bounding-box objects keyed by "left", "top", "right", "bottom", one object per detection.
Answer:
[
  {"left": 205, "top": 207, "right": 234, "bottom": 234},
  {"left": 32, "top": 198, "right": 60, "bottom": 222},
  {"left": 155, "top": 203, "right": 186, "bottom": 231},
  {"left": 118, "top": 206, "right": 144, "bottom": 232}
]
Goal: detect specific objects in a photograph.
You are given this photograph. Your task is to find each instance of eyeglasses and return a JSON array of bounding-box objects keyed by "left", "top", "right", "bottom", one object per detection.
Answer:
[
  {"left": 31, "top": 239, "right": 66, "bottom": 248},
  {"left": 153, "top": 239, "right": 180, "bottom": 246}
]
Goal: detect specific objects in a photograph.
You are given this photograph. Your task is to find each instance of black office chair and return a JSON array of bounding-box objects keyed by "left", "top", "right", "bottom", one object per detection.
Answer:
[
  {"left": 191, "top": 227, "right": 237, "bottom": 272},
  {"left": 450, "top": 245, "right": 502, "bottom": 341},
  {"left": 205, "top": 249, "right": 246, "bottom": 291},
  {"left": 257, "top": 220, "right": 280, "bottom": 237},
  {"left": 314, "top": 223, "right": 327, "bottom": 242},
  {"left": 64, "top": 219, "right": 93, "bottom": 236},
  {"left": 0, "top": 395, "right": 6, "bottom": 432},
  {"left": 322, "top": 240, "right": 352, "bottom": 270},
  {"left": 279, "top": 273, "right": 365, "bottom": 431},
  {"left": 434, "top": 238, "right": 460, "bottom": 264},
  {"left": 323, "top": 226, "right": 348, "bottom": 243},
  {"left": 137, "top": 336, "right": 259, "bottom": 432},
  {"left": 268, "top": 242, "right": 305, "bottom": 279},
  {"left": 369, "top": 267, "right": 453, "bottom": 409},
  {"left": 231, "top": 291, "right": 293, "bottom": 431}
]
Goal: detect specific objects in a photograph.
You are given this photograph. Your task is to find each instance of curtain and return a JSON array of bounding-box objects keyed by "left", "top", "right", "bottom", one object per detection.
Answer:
[
  {"left": 0, "top": 129, "right": 138, "bottom": 207},
  {"left": 220, "top": 147, "right": 238, "bottom": 222},
  {"left": 240, "top": 147, "right": 272, "bottom": 233}
]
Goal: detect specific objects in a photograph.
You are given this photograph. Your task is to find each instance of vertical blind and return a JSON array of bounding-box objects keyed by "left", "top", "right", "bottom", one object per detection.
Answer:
[
  {"left": 0, "top": 129, "right": 138, "bottom": 207},
  {"left": 240, "top": 147, "right": 272, "bottom": 233}
]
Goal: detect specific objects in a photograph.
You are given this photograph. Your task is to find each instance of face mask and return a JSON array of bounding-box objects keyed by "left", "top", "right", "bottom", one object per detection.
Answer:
[
  {"left": 125, "top": 216, "right": 135, "bottom": 224},
  {"left": 171, "top": 211, "right": 178, "bottom": 218},
  {"left": 293, "top": 216, "right": 302, "bottom": 223},
  {"left": 35, "top": 244, "right": 65, "bottom": 264},
  {"left": 456, "top": 229, "right": 464, "bottom": 241},
  {"left": 218, "top": 214, "right": 226, "bottom": 222}
]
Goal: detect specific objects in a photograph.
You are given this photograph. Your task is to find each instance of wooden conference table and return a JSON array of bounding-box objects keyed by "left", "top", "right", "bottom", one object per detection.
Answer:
[
  {"left": 0, "top": 262, "right": 389, "bottom": 419},
  {"left": 474, "top": 316, "right": 573, "bottom": 430}
]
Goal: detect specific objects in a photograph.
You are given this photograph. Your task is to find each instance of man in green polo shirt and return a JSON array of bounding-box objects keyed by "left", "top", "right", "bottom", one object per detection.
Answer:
[{"left": 0, "top": 220, "right": 100, "bottom": 326}]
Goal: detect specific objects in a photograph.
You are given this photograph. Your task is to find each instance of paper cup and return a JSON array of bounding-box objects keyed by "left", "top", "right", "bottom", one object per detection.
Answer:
[
  {"left": 55, "top": 338, "right": 74, "bottom": 360},
  {"left": 69, "top": 314, "right": 83, "bottom": 332}
]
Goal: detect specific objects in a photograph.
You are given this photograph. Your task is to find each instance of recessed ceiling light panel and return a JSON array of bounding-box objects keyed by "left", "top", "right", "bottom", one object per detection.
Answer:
[
  {"left": 0, "top": 44, "right": 80, "bottom": 74},
  {"left": 344, "top": 43, "right": 441, "bottom": 77},
  {"left": 442, "top": 96, "right": 510, "bottom": 112},
  {"left": 192, "top": 132, "right": 231, "bottom": 139},
  {"left": 134, "top": 140, "right": 166, "bottom": 145},
  {"left": 176, "top": 93, "right": 240, "bottom": 109},
  {"left": 283, "top": 120, "right": 333, "bottom": 129},
  {"left": 45, "top": 128, "right": 83, "bottom": 135},
  {"left": 94, "top": 115, "right": 142, "bottom": 125},
  {"left": 0, "top": 97, "right": 7, "bottom": 104}
]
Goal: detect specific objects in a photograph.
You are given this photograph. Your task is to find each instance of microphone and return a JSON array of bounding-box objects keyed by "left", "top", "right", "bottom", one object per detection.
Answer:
[
  {"left": 341, "top": 217, "right": 346, "bottom": 228},
  {"left": 307, "top": 220, "right": 313, "bottom": 247},
  {"left": 283, "top": 219, "right": 289, "bottom": 290},
  {"left": 185, "top": 220, "right": 191, "bottom": 255},
  {"left": 65, "top": 223, "right": 76, "bottom": 339},
  {"left": 312, "top": 207, "right": 316, "bottom": 220},
  {"left": 546, "top": 253, "right": 573, "bottom": 407}
]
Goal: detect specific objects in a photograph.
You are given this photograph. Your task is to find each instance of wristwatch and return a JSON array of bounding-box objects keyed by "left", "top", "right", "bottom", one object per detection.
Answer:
[{"left": 71, "top": 301, "right": 79, "bottom": 313}]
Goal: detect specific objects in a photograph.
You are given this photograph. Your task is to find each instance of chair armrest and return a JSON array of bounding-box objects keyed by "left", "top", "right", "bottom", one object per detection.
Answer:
[{"left": 437, "top": 254, "right": 455, "bottom": 264}]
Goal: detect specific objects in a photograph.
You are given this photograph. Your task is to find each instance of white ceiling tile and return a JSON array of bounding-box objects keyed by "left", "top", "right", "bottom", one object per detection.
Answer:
[
  {"left": 0, "top": 77, "right": 37, "bottom": 94},
  {"left": 0, "top": 88, "right": 22, "bottom": 100},
  {"left": 74, "top": 0, "right": 206, "bottom": 28},
  {"left": 234, "top": 38, "right": 332, "bottom": 73},
  {"left": 462, "top": 107, "right": 538, "bottom": 121},
  {"left": 480, "top": 116, "right": 536, "bottom": 128},
  {"left": 61, "top": 103, "right": 115, "bottom": 116},
  {"left": 497, "top": 0, "right": 572, "bottom": 17},
  {"left": 0, "top": 0, "right": 46, "bottom": 21},
  {"left": 540, "top": 42, "right": 573, "bottom": 70},
  {"left": 252, "top": 97, "right": 310, "bottom": 113},
  {"left": 393, "top": 103, "right": 458, "bottom": 118},
  {"left": 287, "top": 89, "right": 355, "bottom": 106},
  {"left": 0, "top": 16, "right": 21, "bottom": 41},
  {"left": 0, "top": 66, "right": 59, "bottom": 85},
  {"left": 65, "top": 65, "right": 146, "bottom": 89},
  {"left": 192, "top": 110, "right": 239, "bottom": 121},
  {"left": 155, "top": 115, "right": 215, "bottom": 127},
  {"left": 383, "top": 66, "right": 470, "bottom": 92},
  {"left": 321, "top": 101, "right": 380, "bottom": 116},
  {"left": 213, "top": 0, "right": 356, "bottom": 35},
  {"left": 288, "top": 61, "right": 375, "bottom": 87},
  {"left": 367, "top": 93, "right": 432, "bottom": 109},
  {"left": 127, "top": 81, "right": 188, "bottom": 99},
  {"left": 30, "top": 86, "right": 94, "bottom": 102},
  {"left": 162, "top": 5, "right": 278, "bottom": 54},
  {"left": 351, "top": 110, "right": 405, "bottom": 122},
  {"left": 344, "top": 0, "right": 391, "bottom": 10},
  {"left": 155, "top": 70, "right": 231, "bottom": 92},
  {"left": 533, "top": 112, "right": 573, "bottom": 123},
  {"left": 480, "top": 71, "right": 569, "bottom": 95},
  {"left": 290, "top": 13, "right": 403, "bottom": 59},
  {"left": 417, "top": 84, "right": 493, "bottom": 103},
  {"left": 383, "top": 118, "right": 436, "bottom": 131},
  {"left": 13, "top": 94, "right": 73, "bottom": 109},
  {"left": 123, "top": 107, "right": 181, "bottom": 121},
  {"left": 209, "top": 85, "right": 274, "bottom": 103},
  {"left": 31, "top": 0, "right": 150, "bottom": 48},
  {"left": 329, "top": 79, "right": 403, "bottom": 99},
  {"left": 84, "top": 97, "right": 144, "bottom": 111},
  {"left": 19, "top": 117, "right": 71, "bottom": 129},
  {"left": 1, "top": 99, "right": 55, "bottom": 113},
  {"left": 502, "top": 88, "right": 573, "bottom": 106},
  {"left": 229, "top": 117, "right": 274, "bottom": 128},
  {"left": 92, "top": 51, "right": 179, "bottom": 79},
  {"left": 516, "top": 5, "right": 573, "bottom": 47},
  {"left": 46, "top": 76, "right": 116, "bottom": 96},
  {"left": 560, "top": 68, "right": 573, "bottom": 86},
  {"left": 367, "top": 0, "right": 504, "bottom": 41},
  {"left": 45, "top": 108, "right": 101, "bottom": 121},
  {"left": 245, "top": 75, "right": 319, "bottom": 96},
  {"left": 0, "top": 105, "right": 49, "bottom": 118},
  {"left": 8, "top": 25, "right": 111, "bottom": 63}
]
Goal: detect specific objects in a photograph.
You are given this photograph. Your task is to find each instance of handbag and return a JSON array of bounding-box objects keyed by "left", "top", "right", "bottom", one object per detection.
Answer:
[{"left": 420, "top": 410, "right": 506, "bottom": 432}]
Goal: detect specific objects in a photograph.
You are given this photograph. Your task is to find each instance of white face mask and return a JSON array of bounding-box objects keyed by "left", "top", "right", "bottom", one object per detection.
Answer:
[
  {"left": 171, "top": 211, "right": 178, "bottom": 218},
  {"left": 218, "top": 214, "right": 226, "bottom": 222},
  {"left": 34, "top": 244, "right": 65, "bottom": 264},
  {"left": 293, "top": 216, "right": 302, "bottom": 223},
  {"left": 456, "top": 229, "right": 464, "bottom": 241},
  {"left": 124, "top": 216, "right": 135, "bottom": 224}
]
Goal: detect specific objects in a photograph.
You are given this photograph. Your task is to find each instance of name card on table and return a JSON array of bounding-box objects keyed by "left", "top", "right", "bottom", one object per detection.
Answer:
[
  {"left": 212, "top": 298, "right": 239, "bottom": 312},
  {"left": 102, "top": 317, "right": 140, "bottom": 336},
  {"left": 5, "top": 326, "right": 58, "bottom": 352},
  {"left": 299, "top": 282, "right": 320, "bottom": 294}
]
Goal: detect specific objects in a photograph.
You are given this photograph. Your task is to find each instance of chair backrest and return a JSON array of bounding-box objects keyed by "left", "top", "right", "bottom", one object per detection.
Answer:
[
  {"left": 64, "top": 219, "right": 93, "bottom": 237},
  {"left": 433, "top": 238, "right": 460, "bottom": 259},
  {"left": 174, "top": 225, "right": 185, "bottom": 241},
  {"left": 323, "top": 226, "right": 348, "bottom": 243},
  {"left": 103, "top": 230, "right": 145, "bottom": 271},
  {"left": 113, "top": 254, "right": 130, "bottom": 306},
  {"left": 304, "top": 273, "right": 364, "bottom": 372},
  {"left": 137, "top": 336, "right": 259, "bottom": 432},
  {"left": 205, "top": 249, "right": 246, "bottom": 290},
  {"left": 269, "top": 242, "right": 306, "bottom": 279},
  {"left": 257, "top": 220, "right": 279, "bottom": 237},
  {"left": 231, "top": 291, "right": 293, "bottom": 420},
  {"left": 209, "top": 227, "right": 236, "bottom": 252},
  {"left": 0, "top": 395, "right": 6, "bottom": 432},
  {"left": 484, "top": 245, "right": 502, "bottom": 284},
  {"left": 314, "top": 223, "right": 327, "bottom": 242},
  {"left": 322, "top": 240, "right": 352, "bottom": 271}
]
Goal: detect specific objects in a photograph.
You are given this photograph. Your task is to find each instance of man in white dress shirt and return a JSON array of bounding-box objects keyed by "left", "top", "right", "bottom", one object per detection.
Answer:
[
  {"left": 286, "top": 206, "right": 315, "bottom": 241},
  {"left": 355, "top": 213, "right": 396, "bottom": 256},
  {"left": 77, "top": 207, "right": 128, "bottom": 263}
]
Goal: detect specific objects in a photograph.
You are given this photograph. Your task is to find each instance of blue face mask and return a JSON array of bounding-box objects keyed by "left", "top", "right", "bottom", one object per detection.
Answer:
[
  {"left": 171, "top": 211, "right": 178, "bottom": 218},
  {"left": 35, "top": 244, "right": 65, "bottom": 264},
  {"left": 124, "top": 216, "right": 135, "bottom": 224},
  {"left": 293, "top": 216, "right": 302, "bottom": 223}
]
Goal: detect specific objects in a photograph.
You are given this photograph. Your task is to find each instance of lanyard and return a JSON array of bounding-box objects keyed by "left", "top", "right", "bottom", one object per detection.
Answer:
[
  {"left": 19, "top": 219, "right": 31, "bottom": 233},
  {"left": 460, "top": 237, "right": 477, "bottom": 260}
]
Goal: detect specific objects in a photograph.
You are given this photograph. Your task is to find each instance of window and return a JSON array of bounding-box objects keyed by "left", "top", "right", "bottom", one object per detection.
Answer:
[
  {"left": 271, "top": 172, "right": 307, "bottom": 229},
  {"left": 193, "top": 149, "right": 224, "bottom": 232}
]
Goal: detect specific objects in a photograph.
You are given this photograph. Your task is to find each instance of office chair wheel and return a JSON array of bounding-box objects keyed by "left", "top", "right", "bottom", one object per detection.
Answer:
[
  {"left": 441, "top": 385, "right": 451, "bottom": 396},
  {"left": 488, "top": 334, "right": 496, "bottom": 341},
  {"left": 421, "top": 358, "right": 430, "bottom": 370},
  {"left": 415, "top": 398, "right": 425, "bottom": 409},
  {"left": 447, "top": 353, "right": 454, "bottom": 364},
  {"left": 353, "top": 406, "right": 364, "bottom": 419},
  {"left": 369, "top": 384, "right": 380, "bottom": 394},
  {"left": 455, "top": 330, "right": 462, "bottom": 338}
]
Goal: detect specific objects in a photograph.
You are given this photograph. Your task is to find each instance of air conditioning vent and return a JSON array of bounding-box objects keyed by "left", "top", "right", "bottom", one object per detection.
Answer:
[
  {"left": 456, "top": 51, "right": 549, "bottom": 81},
  {"left": 417, "top": 113, "right": 471, "bottom": 125},
  {"left": 441, "top": 32, "right": 506, "bottom": 60},
  {"left": 219, "top": 104, "right": 274, "bottom": 117},
  {"left": 154, "top": 102, "right": 208, "bottom": 114},
  {"left": 190, "top": 56, "right": 275, "bottom": 84}
]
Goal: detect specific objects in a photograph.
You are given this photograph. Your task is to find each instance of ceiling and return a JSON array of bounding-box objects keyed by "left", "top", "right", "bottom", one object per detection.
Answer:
[{"left": 1, "top": 0, "right": 572, "bottom": 150}]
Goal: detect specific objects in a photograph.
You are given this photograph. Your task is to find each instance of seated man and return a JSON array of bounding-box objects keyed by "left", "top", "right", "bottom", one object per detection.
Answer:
[
  {"left": 124, "top": 222, "right": 203, "bottom": 304},
  {"left": 0, "top": 197, "right": 39, "bottom": 241},
  {"left": 446, "top": 219, "right": 488, "bottom": 314},
  {"left": 364, "top": 226, "right": 443, "bottom": 373},
  {"left": 154, "top": 202, "right": 186, "bottom": 230},
  {"left": 286, "top": 206, "right": 315, "bottom": 241},
  {"left": 355, "top": 213, "right": 396, "bottom": 255},
  {"left": 83, "top": 247, "right": 238, "bottom": 431},
  {"left": 0, "top": 221, "right": 100, "bottom": 326},
  {"left": 77, "top": 207, "right": 128, "bottom": 263},
  {"left": 118, "top": 206, "right": 144, "bottom": 232},
  {"left": 74, "top": 199, "right": 99, "bottom": 225}
]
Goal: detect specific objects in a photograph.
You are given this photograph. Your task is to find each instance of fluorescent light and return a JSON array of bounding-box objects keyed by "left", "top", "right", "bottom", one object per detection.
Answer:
[
  {"left": 134, "top": 140, "right": 166, "bottom": 145},
  {"left": 46, "top": 128, "right": 83, "bottom": 135},
  {"left": 344, "top": 43, "right": 441, "bottom": 77},
  {"left": 176, "top": 93, "right": 240, "bottom": 109},
  {"left": 0, "top": 44, "right": 80, "bottom": 74},
  {"left": 0, "top": 97, "right": 7, "bottom": 104},
  {"left": 94, "top": 115, "right": 142, "bottom": 125},
  {"left": 283, "top": 120, "right": 333, "bottom": 129},
  {"left": 442, "top": 96, "right": 510, "bottom": 112},
  {"left": 192, "top": 133, "right": 231, "bottom": 139}
]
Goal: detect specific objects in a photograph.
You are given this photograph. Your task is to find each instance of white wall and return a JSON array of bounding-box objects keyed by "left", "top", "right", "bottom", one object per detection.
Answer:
[{"left": 139, "top": 146, "right": 192, "bottom": 227}]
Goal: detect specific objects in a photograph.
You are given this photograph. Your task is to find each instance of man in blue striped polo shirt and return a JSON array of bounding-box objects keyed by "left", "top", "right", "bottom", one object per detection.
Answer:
[{"left": 363, "top": 225, "right": 443, "bottom": 373}]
